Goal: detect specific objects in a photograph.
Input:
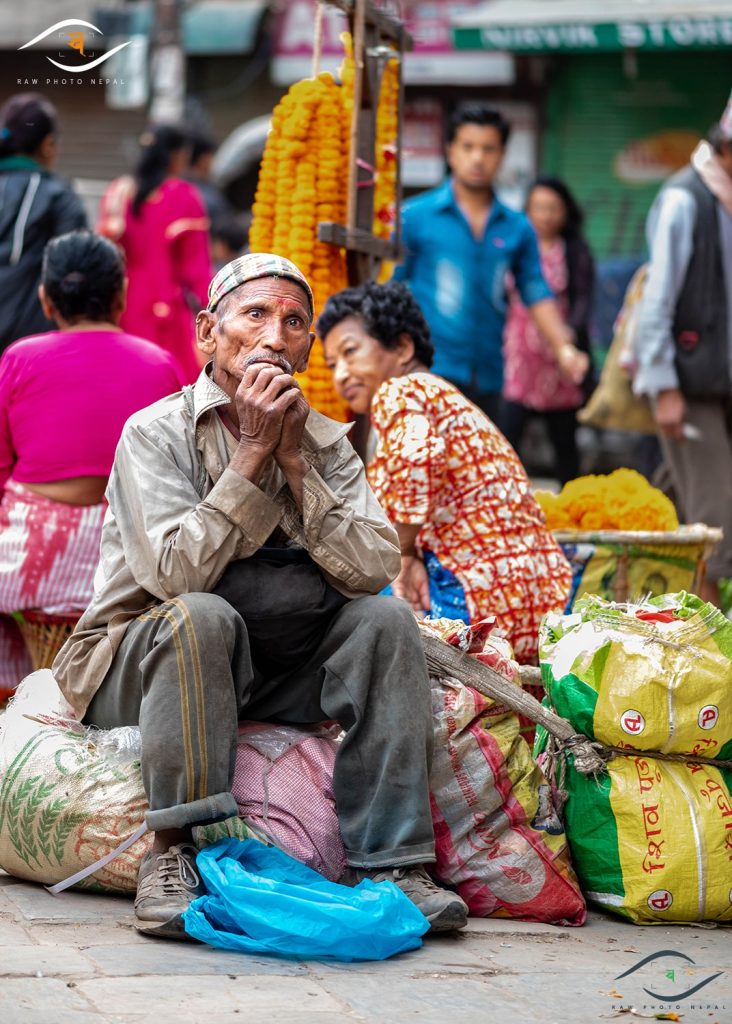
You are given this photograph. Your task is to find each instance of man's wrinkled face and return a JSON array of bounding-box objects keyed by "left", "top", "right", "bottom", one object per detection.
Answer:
[{"left": 197, "top": 277, "right": 314, "bottom": 398}]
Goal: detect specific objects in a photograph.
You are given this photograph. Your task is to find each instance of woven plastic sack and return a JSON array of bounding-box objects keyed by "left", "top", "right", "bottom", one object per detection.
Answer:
[
  {"left": 538, "top": 592, "right": 732, "bottom": 923},
  {"left": 429, "top": 675, "right": 586, "bottom": 925},
  {"left": 182, "top": 838, "right": 428, "bottom": 960},
  {"left": 0, "top": 674, "right": 266, "bottom": 892},
  {"left": 420, "top": 619, "right": 586, "bottom": 925},
  {"left": 233, "top": 723, "right": 345, "bottom": 881},
  {"left": 540, "top": 592, "right": 732, "bottom": 755},
  {"left": 554, "top": 754, "right": 732, "bottom": 924},
  {"left": 0, "top": 671, "right": 153, "bottom": 892}
]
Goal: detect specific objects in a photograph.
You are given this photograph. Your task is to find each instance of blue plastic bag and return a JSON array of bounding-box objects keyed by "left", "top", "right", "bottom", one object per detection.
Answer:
[{"left": 183, "top": 839, "right": 429, "bottom": 961}]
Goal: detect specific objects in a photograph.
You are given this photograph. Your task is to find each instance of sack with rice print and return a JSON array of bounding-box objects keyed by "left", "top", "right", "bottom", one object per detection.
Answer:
[
  {"left": 0, "top": 671, "right": 266, "bottom": 892},
  {"left": 0, "top": 671, "right": 153, "bottom": 892},
  {"left": 537, "top": 591, "right": 732, "bottom": 923}
]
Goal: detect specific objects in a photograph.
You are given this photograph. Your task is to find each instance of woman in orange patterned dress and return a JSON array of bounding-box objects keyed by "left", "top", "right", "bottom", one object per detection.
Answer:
[{"left": 319, "top": 281, "right": 571, "bottom": 663}]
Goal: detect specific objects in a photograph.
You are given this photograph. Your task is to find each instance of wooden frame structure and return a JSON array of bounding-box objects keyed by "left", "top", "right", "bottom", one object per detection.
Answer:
[{"left": 317, "top": 0, "right": 412, "bottom": 284}]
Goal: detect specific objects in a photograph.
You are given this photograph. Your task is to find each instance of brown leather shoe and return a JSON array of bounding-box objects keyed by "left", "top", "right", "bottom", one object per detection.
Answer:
[
  {"left": 341, "top": 864, "right": 469, "bottom": 932},
  {"left": 134, "top": 844, "right": 204, "bottom": 940}
]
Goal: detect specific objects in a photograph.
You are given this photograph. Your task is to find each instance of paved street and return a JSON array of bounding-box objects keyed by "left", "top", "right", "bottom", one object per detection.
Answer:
[{"left": 0, "top": 870, "right": 729, "bottom": 1024}]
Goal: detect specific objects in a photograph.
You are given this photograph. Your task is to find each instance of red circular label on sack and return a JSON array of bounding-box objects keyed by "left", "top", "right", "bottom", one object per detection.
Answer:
[
  {"left": 620, "top": 709, "right": 645, "bottom": 735},
  {"left": 698, "top": 705, "right": 719, "bottom": 730},
  {"left": 648, "top": 889, "right": 673, "bottom": 911}
]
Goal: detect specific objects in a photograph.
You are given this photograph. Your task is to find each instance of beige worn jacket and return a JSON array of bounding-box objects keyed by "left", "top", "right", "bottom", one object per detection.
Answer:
[{"left": 53, "top": 368, "right": 401, "bottom": 718}]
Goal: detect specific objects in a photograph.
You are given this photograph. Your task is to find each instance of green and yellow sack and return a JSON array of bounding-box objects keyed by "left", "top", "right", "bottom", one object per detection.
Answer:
[{"left": 537, "top": 592, "right": 732, "bottom": 923}]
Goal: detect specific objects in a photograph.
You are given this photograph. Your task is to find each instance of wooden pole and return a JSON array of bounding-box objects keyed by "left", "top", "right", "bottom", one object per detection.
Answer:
[{"left": 346, "top": 0, "right": 366, "bottom": 233}]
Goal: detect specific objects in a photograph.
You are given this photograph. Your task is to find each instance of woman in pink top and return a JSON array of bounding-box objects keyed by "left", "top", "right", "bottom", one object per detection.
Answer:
[
  {"left": 0, "top": 230, "right": 184, "bottom": 695},
  {"left": 97, "top": 125, "right": 214, "bottom": 382},
  {"left": 502, "top": 177, "right": 595, "bottom": 484}
]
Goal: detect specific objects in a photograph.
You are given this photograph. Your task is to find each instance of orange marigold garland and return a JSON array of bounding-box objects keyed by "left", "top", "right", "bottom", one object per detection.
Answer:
[
  {"left": 250, "top": 74, "right": 350, "bottom": 421},
  {"left": 535, "top": 469, "right": 679, "bottom": 533},
  {"left": 250, "top": 29, "right": 401, "bottom": 421},
  {"left": 372, "top": 46, "right": 399, "bottom": 242}
]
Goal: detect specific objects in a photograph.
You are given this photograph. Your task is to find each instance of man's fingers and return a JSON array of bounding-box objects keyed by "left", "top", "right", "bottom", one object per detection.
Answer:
[
  {"left": 259, "top": 371, "right": 300, "bottom": 400},
  {"left": 270, "top": 387, "right": 301, "bottom": 412},
  {"left": 241, "top": 362, "right": 293, "bottom": 391}
]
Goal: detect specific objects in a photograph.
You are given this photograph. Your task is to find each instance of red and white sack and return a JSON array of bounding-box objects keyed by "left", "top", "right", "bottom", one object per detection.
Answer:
[{"left": 420, "top": 618, "right": 586, "bottom": 925}]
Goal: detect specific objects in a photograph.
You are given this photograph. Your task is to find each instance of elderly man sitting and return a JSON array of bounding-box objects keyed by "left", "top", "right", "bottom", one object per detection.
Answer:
[{"left": 53, "top": 253, "right": 468, "bottom": 939}]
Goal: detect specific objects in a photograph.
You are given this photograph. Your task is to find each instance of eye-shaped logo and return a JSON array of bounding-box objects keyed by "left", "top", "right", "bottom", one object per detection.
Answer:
[
  {"left": 18, "top": 19, "right": 131, "bottom": 72},
  {"left": 616, "top": 949, "right": 724, "bottom": 1001}
]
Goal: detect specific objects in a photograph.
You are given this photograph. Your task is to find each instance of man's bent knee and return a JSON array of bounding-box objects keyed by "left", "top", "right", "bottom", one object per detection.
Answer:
[
  {"left": 346, "top": 594, "right": 420, "bottom": 637},
  {"left": 170, "top": 591, "right": 239, "bottom": 622},
  {"left": 146, "top": 592, "right": 248, "bottom": 664}
]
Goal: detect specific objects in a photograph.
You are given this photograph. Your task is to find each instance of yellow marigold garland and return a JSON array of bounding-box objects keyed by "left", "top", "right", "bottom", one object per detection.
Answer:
[{"left": 535, "top": 468, "right": 679, "bottom": 533}]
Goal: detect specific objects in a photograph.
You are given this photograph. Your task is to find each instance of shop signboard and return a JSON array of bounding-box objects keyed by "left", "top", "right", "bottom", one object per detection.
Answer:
[
  {"left": 272, "top": 0, "right": 514, "bottom": 85},
  {"left": 454, "top": 16, "right": 732, "bottom": 52}
]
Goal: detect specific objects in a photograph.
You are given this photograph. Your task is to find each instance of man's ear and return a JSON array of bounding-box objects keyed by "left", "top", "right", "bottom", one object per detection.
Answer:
[
  {"left": 294, "top": 332, "right": 316, "bottom": 374},
  {"left": 196, "top": 309, "right": 217, "bottom": 355}
]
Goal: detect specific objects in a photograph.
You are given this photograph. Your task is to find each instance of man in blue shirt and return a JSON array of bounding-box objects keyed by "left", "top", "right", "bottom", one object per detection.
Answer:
[{"left": 394, "top": 106, "right": 587, "bottom": 421}]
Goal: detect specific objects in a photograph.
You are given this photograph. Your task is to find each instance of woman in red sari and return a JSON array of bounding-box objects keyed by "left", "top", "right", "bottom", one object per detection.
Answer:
[{"left": 97, "top": 125, "right": 214, "bottom": 381}]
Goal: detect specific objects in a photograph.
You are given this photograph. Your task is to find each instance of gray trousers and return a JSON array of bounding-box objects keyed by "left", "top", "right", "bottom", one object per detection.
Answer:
[
  {"left": 659, "top": 398, "right": 732, "bottom": 581},
  {"left": 84, "top": 593, "right": 436, "bottom": 869}
]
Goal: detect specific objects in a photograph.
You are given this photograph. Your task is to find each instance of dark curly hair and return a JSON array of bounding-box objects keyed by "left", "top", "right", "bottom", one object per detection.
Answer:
[
  {"left": 42, "top": 230, "right": 125, "bottom": 323},
  {"left": 317, "top": 281, "right": 434, "bottom": 368}
]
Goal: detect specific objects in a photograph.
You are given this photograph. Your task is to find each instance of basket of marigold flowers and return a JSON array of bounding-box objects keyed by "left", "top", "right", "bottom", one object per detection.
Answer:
[{"left": 534, "top": 469, "right": 722, "bottom": 608}]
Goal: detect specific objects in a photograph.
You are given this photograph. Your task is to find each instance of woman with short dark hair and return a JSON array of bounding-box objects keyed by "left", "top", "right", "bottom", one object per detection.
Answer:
[
  {"left": 0, "top": 230, "right": 184, "bottom": 697},
  {"left": 320, "top": 280, "right": 571, "bottom": 664},
  {"left": 0, "top": 92, "right": 87, "bottom": 348},
  {"left": 97, "top": 124, "right": 213, "bottom": 381}
]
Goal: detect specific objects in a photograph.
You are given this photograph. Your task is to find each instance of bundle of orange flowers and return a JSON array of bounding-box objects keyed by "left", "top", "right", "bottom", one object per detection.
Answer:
[
  {"left": 249, "top": 72, "right": 350, "bottom": 421},
  {"left": 250, "top": 29, "right": 402, "bottom": 421},
  {"left": 372, "top": 46, "right": 399, "bottom": 242},
  {"left": 535, "top": 469, "right": 679, "bottom": 532}
]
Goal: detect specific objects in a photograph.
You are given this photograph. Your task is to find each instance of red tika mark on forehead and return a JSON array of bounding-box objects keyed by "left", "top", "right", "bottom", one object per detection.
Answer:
[{"left": 241, "top": 292, "right": 308, "bottom": 316}]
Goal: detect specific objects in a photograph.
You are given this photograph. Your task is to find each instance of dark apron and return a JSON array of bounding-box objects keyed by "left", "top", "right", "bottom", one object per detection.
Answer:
[{"left": 211, "top": 546, "right": 349, "bottom": 681}]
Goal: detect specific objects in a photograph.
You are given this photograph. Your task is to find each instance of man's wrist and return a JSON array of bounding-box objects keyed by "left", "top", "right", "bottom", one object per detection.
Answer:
[
  {"left": 230, "top": 441, "right": 271, "bottom": 486},
  {"left": 276, "top": 451, "right": 309, "bottom": 476}
]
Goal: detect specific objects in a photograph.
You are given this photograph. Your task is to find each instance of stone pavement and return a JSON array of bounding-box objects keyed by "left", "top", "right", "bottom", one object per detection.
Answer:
[{"left": 0, "top": 871, "right": 729, "bottom": 1024}]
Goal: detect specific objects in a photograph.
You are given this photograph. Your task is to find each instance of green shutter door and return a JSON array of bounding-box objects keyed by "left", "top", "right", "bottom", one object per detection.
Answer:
[{"left": 543, "top": 53, "right": 731, "bottom": 260}]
